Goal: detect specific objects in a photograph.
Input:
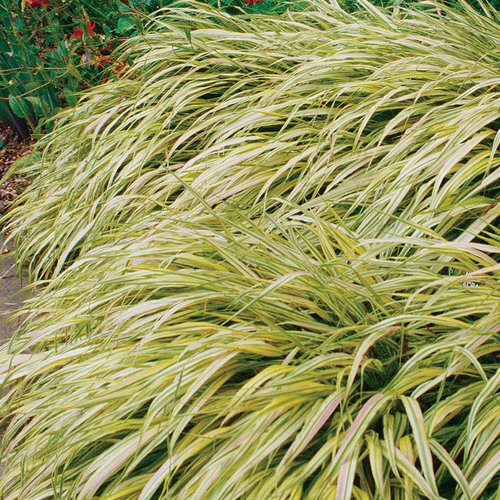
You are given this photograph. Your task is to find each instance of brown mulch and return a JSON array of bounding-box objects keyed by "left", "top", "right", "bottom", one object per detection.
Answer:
[{"left": 0, "top": 123, "right": 35, "bottom": 215}]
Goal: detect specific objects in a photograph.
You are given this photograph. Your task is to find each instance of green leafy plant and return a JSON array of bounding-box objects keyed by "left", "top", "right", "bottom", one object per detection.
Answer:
[
  {"left": 0, "top": 0, "right": 155, "bottom": 136},
  {"left": 0, "top": 0, "right": 294, "bottom": 137},
  {"left": 1, "top": 0, "right": 499, "bottom": 498}
]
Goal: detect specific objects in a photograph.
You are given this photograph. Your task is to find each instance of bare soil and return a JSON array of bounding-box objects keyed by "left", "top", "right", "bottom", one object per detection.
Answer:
[{"left": 0, "top": 123, "right": 35, "bottom": 215}]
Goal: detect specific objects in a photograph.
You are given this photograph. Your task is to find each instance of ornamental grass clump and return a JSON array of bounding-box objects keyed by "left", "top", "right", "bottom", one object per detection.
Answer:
[{"left": 1, "top": 1, "right": 499, "bottom": 498}]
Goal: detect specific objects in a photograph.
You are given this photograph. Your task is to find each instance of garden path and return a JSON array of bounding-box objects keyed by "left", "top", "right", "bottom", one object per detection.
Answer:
[
  {"left": 0, "top": 234, "right": 29, "bottom": 346},
  {"left": 0, "top": 233, "right": 29, "bottom": 477}
]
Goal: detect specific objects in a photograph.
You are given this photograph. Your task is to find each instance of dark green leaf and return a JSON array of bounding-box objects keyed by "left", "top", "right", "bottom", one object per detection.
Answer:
[
  {"left": 117, "top": 16, "right": 136, "bottom": 33},
  {"left": 8, "top": 94, "right": 30, "bottom": 119}
]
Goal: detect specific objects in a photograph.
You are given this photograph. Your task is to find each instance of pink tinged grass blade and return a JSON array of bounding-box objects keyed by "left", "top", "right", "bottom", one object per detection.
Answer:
[
  {"left": 392, "top": 448, "right": 444, "bottom": 500},
  {"left": 138, "top": 431, "right": 226, "bottom": 500},
  {"left": 430, "top": 130, "right": 494, "bottom": 209},
  {"left": 331, "top": 394, "right": 391, "bottom": 476},
  {"left": 468, "top": 450, "right": 500, "bottom": 499},
  {"left": 335, "top": 443, "right": 361, "bottom": 500},
  {"left": 452, "top": 346, "right": 488, "bottom": 384},
  {"left": 398, "top": 435, "right": 415, "bottom": 498},
  {"left": 486, "top": 128, "right": 500, "bottom": 174},
  {"left": 382, "top": 413, "right": 401, "bottom": 480},
  {"left": 463, "top": 416, "right": 500, "bottom": 478},
  {"left": 366, "top": 431, "right": 390, "bottom": 500},
  {"left": 346, "top": 328, "right": 397, "bottom": 397},
  {"left": 174, "top": 350, "right": 239, "bottom": 415},
  {"left": 465, "top": 368, "right": 500, "bottom": 459},
  {"left": 407, "top": 335, "right": 491, "bottom": 400},
  {"left": 277, "top": 392, "right": 344, "bottom": 473},
  {"left": 400, "top": 396, "right": 440, "bottom": 498},
  {"left": 428, "top": 439, "right": 472, "bottom": 500},
  {"left": 77, "top": 428, "right": 158, "bottom": 500}
]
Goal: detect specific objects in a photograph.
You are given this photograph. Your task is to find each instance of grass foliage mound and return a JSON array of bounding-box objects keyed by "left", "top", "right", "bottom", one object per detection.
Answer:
[{"left": 1, "top": 1, "right": 499, "bottom": 498}]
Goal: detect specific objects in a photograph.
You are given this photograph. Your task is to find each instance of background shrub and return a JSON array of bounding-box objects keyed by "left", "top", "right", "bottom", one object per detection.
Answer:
[
  {"left": 0, "top": 0, "right": 131, "bottom": 135},
  {"left": 0, "top": 0, "right": 295, "bottom": 136}
]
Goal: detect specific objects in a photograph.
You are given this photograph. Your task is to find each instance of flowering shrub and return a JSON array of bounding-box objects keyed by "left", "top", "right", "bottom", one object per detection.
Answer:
[
  {"left": 0, "top": 0, "right": 288, "bottom": 136},
  {"left": 0, "top": 0, "right": 159, "bottom": 136}
]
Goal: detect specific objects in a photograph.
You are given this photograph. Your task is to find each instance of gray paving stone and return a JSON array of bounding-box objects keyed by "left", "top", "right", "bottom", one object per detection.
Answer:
[
  {"left": 0, "top": 234, "right": 29, "bottom": 345},
  {"left": 0, "top": 233, "right": 30, "bottom": 479}
]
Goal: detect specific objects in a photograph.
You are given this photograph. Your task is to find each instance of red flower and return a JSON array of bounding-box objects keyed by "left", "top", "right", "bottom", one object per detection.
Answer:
[
  {"left": 243, "top": 0, "right": 262, "bottom": 4},
  {"left": 69, "top": 28, "right": 83, "bottom": 40},
  {"left": 86, "top": 21, "right": 96, "bottom": 37},
  {"left": 118, "top": 0, "right": 130, "bottom": 5},
  {"left": 95, "top": 55, "right": 114, "bottom": 68},
  {"left": 69, "top": 21, "right": 97, "bottom": 40},
  {"left": 99, "top": 42, "right": 114, "bottom": 53},
  {"left": 114, "top": 61, "right": 127, "bottom": 76},
  {"left": 25, "top": 0, "right": 49, "bottom": 8},
  {"left": 113, "top": 61, "right": 138, "bottom": 79}
]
